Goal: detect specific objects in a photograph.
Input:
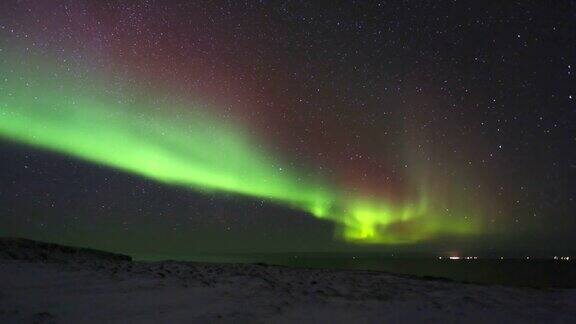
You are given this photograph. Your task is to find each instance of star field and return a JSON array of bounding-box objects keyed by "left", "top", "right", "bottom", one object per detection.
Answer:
[{"left": 0, "top": 0, "right": 575, "bottom": 256}]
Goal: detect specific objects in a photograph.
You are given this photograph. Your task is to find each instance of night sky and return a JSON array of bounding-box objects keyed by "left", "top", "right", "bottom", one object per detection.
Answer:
[{"left": 1, "top": 1, "right": 575, "bottom": 258}]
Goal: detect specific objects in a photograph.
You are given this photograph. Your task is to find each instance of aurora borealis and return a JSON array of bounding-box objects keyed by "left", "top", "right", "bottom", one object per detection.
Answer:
[
  {"left": 0, "top": 49, "right": 478, "bottom": 245},
  {"left": 1, "top": 1, "right": 575, "bottom": 256}
]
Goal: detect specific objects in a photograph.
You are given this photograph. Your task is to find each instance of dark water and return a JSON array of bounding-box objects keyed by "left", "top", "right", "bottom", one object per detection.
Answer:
[
  {"left": 151, "top": 253, "right": 576, "bottom": 288},
  {"left": 275, "top": 256, "right": 576, "bottom": 288}
]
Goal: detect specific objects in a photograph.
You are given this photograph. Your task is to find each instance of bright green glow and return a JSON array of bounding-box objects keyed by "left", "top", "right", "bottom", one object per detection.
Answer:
[
  {"left": 0, "top": 52, "right": 482, "bottom": 244},
  {"left": 0, "top": 55, "right": 333, "bottom": 209},
  {"left": 331, "top": 196, "right": 478, "bottom": 244}
]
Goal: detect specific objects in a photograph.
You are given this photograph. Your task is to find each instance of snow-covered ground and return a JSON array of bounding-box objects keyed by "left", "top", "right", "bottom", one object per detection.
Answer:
[{"left": 1, "top": 239, "right": 575, "bottom": 323}]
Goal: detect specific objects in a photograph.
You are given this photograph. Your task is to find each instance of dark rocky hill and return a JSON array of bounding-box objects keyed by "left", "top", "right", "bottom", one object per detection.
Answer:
[{"left": 0, "top": 238, "right": 131, "bottom": 263}]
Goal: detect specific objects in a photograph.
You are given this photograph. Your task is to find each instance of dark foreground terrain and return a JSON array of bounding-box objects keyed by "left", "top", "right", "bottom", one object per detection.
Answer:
[{"left": 1, "top": 238, "right": 575, "bottom": 323}]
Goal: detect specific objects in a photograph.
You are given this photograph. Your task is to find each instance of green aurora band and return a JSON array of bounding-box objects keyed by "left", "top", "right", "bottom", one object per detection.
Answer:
[{"left": 0, "top": 52, "right": 481, "bottom": 244}]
